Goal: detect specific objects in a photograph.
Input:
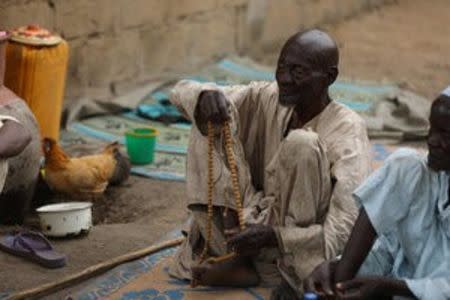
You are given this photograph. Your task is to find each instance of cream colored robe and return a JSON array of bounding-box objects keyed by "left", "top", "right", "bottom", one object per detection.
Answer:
[{"left": 170, "top": 80, "right": 371, "bottom": 287}]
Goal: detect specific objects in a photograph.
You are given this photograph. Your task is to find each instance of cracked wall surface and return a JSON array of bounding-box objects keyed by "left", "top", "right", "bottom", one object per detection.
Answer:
[{"left": 0, "top": 0, "right": 391, "bottom": 106}]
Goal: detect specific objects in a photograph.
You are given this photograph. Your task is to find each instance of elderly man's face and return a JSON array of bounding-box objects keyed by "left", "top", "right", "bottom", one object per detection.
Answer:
[
  {"left": 427, "top": 98, "right": 450, "bottom": 171},
  {"left": 275, "top": 50, "right": 326, "bottom": 108}
]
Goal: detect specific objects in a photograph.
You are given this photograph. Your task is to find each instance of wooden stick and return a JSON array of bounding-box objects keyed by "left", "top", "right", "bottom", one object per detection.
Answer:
[{"left": 5, "top": 237, "right": 185, "bottom": 300}]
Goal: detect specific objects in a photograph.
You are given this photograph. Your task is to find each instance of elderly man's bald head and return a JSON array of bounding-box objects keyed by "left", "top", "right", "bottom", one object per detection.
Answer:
[
  {"left": 276, "top": 29, "right": 339, "bottom": 108},
  {"left": 281, "top": 29, "right": 339, "bottom": 70}
]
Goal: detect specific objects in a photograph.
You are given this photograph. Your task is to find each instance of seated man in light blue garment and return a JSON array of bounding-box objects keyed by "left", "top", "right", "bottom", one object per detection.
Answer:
[{"left": 304, "top": 88, "right": 450, "bottom": 300}]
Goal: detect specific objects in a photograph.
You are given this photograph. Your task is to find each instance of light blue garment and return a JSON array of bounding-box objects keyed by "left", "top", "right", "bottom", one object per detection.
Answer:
[{"left": 355, "top": 148, "right": 450, "bottom": 300}]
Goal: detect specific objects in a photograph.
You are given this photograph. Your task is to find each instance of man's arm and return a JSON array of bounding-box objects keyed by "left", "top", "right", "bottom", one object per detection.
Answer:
[
  {"left": 274, "top": 120, "right": 372, "bottom": 278},
  {"left": 170, "top": 80, "right": 270, "bottom": 128},
  {"left": 0, "top": 118, "right": 31, "bottom": 159},
  {"left": 304, "top": 210, "right": 416, "bottom": 299},
  {"left": 229, "top": 119, "right": 372, "bottom": 281},
  {"left": 334, "top": 209, "right": 416, "bottom": 299},
  {"left": 171, "top": 79, "right": 272, "bottom": 211},
  {"left": 336, "top": 276, "right": 416, "bottom": 299},
  {"left": 336, "top": 268, "right": 450, "bottom": 299},
  {"left": 320, "top": 120, "right": 372, "bottom": 259},
  {"left": 334, "top": 209, "right": 376, "bottom": 282}
]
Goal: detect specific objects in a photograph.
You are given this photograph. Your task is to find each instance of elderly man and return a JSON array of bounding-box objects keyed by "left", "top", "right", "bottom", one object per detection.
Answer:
[
  {"left": 305, "top": 89, "right": 450, "bottom": 300},
  {"left": 168, "top": 29, "right": 371, "bottom": 295}
]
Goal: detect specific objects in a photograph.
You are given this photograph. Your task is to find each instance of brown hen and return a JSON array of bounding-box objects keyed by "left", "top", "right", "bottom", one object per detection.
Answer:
[{"left": 42, "top": 138, "right": 130, "bottom": 198}]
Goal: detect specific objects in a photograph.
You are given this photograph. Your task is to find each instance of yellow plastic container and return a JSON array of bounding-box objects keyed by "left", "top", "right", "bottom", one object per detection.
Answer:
[{"left": 4, "top": 25, "right": 69, "bottom": 140}]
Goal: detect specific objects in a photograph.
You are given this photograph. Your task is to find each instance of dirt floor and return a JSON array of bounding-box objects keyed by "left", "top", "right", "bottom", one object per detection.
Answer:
[
  {"left": 1, "top": 0, "right": 450, "bottom": 298},
  {"left": 0, "top": 177, "right": 188, "bottom": 298}
]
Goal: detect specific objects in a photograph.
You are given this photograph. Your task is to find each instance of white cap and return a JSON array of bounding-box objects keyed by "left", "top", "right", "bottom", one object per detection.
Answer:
[{"left": 441, "top": 86, "right": 450, "bottom": 97}]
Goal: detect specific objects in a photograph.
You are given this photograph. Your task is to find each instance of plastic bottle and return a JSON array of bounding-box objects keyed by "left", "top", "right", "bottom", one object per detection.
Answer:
[{"left": 303, "top": 292, "right": 319, "bottom": 300}]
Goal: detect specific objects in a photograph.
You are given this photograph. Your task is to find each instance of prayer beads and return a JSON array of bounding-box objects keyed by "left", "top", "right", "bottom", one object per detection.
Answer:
[{"left": 193, "top": 120, "right": 245, "bottom": 286}]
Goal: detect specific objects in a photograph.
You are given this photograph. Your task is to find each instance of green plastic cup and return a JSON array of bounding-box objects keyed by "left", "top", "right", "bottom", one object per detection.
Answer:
[{"left": 125, "top": 127, "right": 159, "bottom": 165}]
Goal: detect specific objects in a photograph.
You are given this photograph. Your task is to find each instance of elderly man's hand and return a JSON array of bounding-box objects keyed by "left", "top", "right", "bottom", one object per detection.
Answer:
[
  {"left": 221, "top": 208, "right": 240, "bottom": 239},
  {"left": 303, "top": 259, "right": 339, "bottom": 299},
  {"left": 194, "top": 90, "right": 230, "bottom": 135},
  {"left": 335, "top": 276, "right": 393, "bottom": 300},
  {"left": 227, "top": 224, "right": 278, "bottom": 256}
]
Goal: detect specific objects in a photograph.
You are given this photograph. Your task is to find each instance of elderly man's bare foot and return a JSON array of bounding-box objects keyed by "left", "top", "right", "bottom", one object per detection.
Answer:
[{"left": 191, "top": 257, "right": 259, "bottom": 287}]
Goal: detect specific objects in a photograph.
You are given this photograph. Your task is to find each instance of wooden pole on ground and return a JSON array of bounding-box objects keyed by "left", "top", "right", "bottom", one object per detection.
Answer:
[{"left": 6, "top": 237, "right": 184, "bottom": 300}]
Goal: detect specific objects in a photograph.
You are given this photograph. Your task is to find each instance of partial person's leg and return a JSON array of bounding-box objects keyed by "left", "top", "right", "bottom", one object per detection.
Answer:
[
  {"left": 262, "top": 130, "right": 332, "bottom": 295},
  {"left": 168, "top": 205, "right": 227, "bottom": 280},
  {"left": 169, "top": 122, "right": 259, "bottom": 283},
  {"left": 266, "top": 129, "right": 332, "bottom": 228}
]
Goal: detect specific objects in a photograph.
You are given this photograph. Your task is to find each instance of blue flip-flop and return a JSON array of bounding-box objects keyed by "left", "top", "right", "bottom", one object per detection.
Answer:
[{"left": 0, "top": 231, "right": 66, "bottom": 268}]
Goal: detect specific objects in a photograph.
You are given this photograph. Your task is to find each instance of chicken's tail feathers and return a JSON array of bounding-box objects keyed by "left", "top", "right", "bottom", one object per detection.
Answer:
[{"left": 104, "top": 141, "right": 131, "bottom": 186}]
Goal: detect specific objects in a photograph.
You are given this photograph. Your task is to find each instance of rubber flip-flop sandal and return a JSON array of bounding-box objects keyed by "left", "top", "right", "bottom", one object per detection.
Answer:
[{"left": 0, "top": 231, "right": 66, "bottom": 268}]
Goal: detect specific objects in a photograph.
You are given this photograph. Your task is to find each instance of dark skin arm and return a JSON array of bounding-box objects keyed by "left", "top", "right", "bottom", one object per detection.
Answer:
[
  {"left": 0, "top": 120, "right": 31, "bottom": 159},
  {"left": 335, "top": 276, "right": 414, "bottom": 300},
  {"left": 304, "top": 259, "right": 339, "bottom": 298},
  {"left": 334, "top": 208, "right": 377, "bottom": 282},
  {"left": 304, "top": 209, "right": 416, "bottom": 299},
  {"left": 227, "top": 223, "right": 278, "bottom": 255}
]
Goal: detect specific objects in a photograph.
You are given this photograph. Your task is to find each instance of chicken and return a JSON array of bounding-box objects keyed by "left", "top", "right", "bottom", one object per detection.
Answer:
[{"left": 42, "top": 138, "right": 130, "bottom": 198}]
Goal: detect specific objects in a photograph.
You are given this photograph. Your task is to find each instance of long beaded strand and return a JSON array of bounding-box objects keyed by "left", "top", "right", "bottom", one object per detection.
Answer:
[
  {"left": 222, "top": 121, "right": 245, "bottom": 232},
  {"left": 203, "top": 120, "right": 245, "bottom": 265},
  {"left": 192, "top": 120, "right": 245, "bottom": 287},
  {"left": 199, "top": 121, "right": 215, "bottom": 263},
  {"left": 191, "top": 121, "right": 215, "bottom": 288}
]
